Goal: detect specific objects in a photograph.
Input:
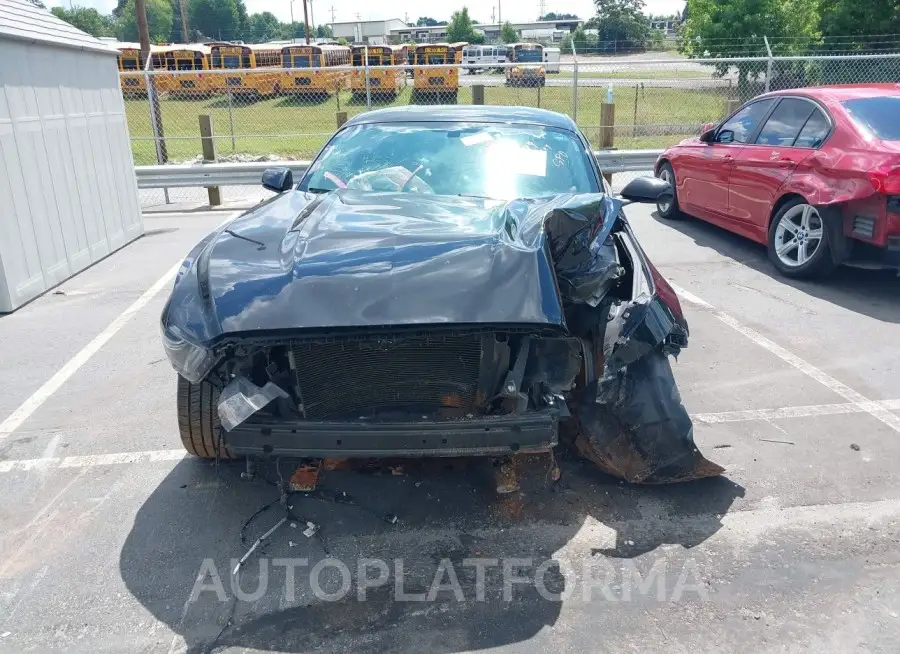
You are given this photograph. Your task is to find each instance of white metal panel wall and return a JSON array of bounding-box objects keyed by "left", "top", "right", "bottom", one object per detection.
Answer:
[{"left": 0, "top": 39, "right": 143, "bottom": 312}]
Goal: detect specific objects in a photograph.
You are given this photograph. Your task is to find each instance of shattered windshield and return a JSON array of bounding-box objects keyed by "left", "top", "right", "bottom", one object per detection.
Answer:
[{"left": 300, "top": 122, "right": 598, "bottom": 201}]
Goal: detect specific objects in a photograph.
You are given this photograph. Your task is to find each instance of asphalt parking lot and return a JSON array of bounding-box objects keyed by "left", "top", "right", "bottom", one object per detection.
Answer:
[{"left": 1, "top": 200, "right": 899, "bottom": 653}]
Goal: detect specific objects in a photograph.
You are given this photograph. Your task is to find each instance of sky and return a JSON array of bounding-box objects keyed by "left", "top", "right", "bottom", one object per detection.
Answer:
[{"left": 47, "top": 0, "right": 687, "bottom": 24}]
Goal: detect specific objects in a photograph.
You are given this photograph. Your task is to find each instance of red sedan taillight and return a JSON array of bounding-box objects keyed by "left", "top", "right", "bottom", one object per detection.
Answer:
[{"left": 868, "top": 163, "right": 900, "bottom": 194}]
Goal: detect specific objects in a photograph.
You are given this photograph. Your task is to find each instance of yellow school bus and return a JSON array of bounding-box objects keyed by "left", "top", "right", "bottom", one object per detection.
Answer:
[
  {"left": 280, "top": 44, "right": 351, "bottom": 98},
  {"left": 506, "top": 43, "right": 546, "bottom": 87},
  {"left": 208, "top": 43, "right": 283, "bottom": 98},
  {"left": 116, "top": 43, "right": 152, "bottom": 96},
  {"left": 412, "top": 42, "right": 466, "bottom": 103},
  {"left": 350, "top": 45, "right": 408, "bottom": 100},
  {"left": 155, "top": 44, "right": 212, "bottom": 97}
]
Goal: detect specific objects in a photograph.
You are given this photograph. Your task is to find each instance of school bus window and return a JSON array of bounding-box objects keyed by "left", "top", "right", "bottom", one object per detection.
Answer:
[
  {"left": 211, "top": 53, "right": 222, "bottom": 67},
  {"left": 176, "top": 59, "right": 194, "bottom": 70},
  {"left": 121, "top": 57, "right": 139, "bottom": 70}
]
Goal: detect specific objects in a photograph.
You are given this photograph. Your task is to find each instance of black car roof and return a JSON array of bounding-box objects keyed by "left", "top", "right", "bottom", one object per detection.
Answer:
[{"left": 343, "top": 105, "right": 579, "bottom": 131}]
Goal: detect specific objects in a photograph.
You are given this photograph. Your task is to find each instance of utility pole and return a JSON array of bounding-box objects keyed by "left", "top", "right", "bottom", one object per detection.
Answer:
[
  {"left": 308, "top": 0, "right": 315, "bottom": 38},
  {"left": 136, "top": 0, "right": 150, "bottom": 53},
  {"left": 491, "top": 7, "right": 496, "bottom": 24},
  {"left": 290, "top": 0, "right": 295, "bottom": 44},
  {"left": 303, "top": 0, "right": 311, "bottom": 45},
  {"left": 178, "top": 0, "right": 188, "bottom": 42},
  {"left": 498, "top": 1, "right": 501, "bottom": 30},
  {"left": 330, "top": 4, "right": 336, "bottom": 23}
]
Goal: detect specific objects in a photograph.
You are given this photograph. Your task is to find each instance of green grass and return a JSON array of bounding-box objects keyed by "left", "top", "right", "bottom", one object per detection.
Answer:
[
  {"left": 557, "top": 69, "right": 710, "bottom": 79},
  {"left": 127, "top": 84, "right": 728, "bottom": 165}
]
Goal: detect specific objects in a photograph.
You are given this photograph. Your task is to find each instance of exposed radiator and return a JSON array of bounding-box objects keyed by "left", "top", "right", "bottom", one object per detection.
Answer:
[{"left": 291, "top": 332, "right": 485, "bottom": 419}]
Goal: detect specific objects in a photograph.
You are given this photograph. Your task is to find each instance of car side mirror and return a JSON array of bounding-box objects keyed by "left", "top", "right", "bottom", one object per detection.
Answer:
[
  {"left": 619, "top": 176, "right": 673, "bottom": 205},
  {"left": 699, "top": 129, "right": 716, "bottom": 143},
  {"left": 717, "top": 129, "right": 735, "bottom": 144},
  {"left": 262, "top": 167, "right": 293, "bottom": 193}
]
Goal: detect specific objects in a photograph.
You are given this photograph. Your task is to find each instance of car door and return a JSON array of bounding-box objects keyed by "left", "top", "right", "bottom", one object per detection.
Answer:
[
  {"left": 677, "top": 99, "right": 776, "bottom": 219},
  {"left": 728, "top": 98, "right": 829, "bottom": 240}
]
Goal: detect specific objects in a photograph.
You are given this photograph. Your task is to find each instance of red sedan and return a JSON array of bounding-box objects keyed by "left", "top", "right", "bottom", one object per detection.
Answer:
[{"left": 655, "top": 85, "right": 900, "bottom": 278}]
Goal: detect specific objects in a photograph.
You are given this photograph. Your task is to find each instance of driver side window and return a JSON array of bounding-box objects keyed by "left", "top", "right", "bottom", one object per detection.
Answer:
[{"left": 718, "top": 99, "right": 776, "bottom": 144}]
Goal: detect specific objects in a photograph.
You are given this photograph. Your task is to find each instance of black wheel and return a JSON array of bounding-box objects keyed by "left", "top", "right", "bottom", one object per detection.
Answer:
[
  {"left": 767, "top": 199, "right": 838, "bottom": 279},
  {"left": 176, "top": 375, "right": 238, "bottom": 459},
  {"left": 655, "top": 161, "right": 683, "bottom": 220}
]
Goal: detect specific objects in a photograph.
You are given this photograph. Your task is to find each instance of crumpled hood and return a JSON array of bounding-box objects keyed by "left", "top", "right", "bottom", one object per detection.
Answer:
[{"left": 167, "top": 190, "right": 612, "bottom": 344}]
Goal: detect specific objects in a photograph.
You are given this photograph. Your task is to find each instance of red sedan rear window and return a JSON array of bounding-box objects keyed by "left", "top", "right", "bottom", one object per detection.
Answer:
[{"left": 842, "top": 97, "right": 900, "bottom": 141}]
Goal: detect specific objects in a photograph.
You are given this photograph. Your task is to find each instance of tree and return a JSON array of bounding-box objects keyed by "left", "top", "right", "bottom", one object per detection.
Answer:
[
  {"left": 245, "top": 11, "right": 280, "bottom": 42},
  {"left": 416, "top": 16, "right": 439, "bottom": 26},
  {"left": 51, "top": 6, "right": 115, "bottom": 37},
  {"left": 316, "top": 24, "right": 333, "bottom": 38},
  {"left": 27, "top": 0, "right": 46, "bottom": 8},
  {"left": 818, "top": 0, "right": 900, "bottom": 52},
  {"left": 681, "top": 0, "right": 820, "bottom": 90},
  {"left": 446, "top": 6, "right": 480, "bottom": 43},
  {"left": 116, "top": 0, "right": 173, "bottom": 42},
  {"left": 539, "top": 12, "right": 579, "bottom": 20},
  {"left": 188, "top": 0, "right": 241, "bottom": 40},
  {"left": 500, "top": 21, "right": 517, "bottom": 43},
  {"left": 593, "top": 0, "right": 650, "bottom": 51}
]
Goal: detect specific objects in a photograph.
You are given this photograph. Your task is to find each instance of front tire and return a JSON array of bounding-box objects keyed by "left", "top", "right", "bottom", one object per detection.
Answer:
[
  {"left": 655, "top": 162, "right": 682, "bottom": 220},
  {"left": 177, "top": 376, "right": 238, "bottom": 459},
  {"left": 767, "top": 199, "right": 837, "bottom": 279}
]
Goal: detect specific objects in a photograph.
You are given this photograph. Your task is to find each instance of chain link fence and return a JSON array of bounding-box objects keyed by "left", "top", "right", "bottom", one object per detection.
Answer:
[{"left": 127, "top": 53, "right": 900, "bottom": 205}]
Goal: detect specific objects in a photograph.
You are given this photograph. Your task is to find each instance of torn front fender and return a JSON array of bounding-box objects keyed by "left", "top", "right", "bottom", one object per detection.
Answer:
[
  {"left": 530, "top": 195, "right": 719, "bottom": 484},
  {"left": 573, "top": 349, "right": 724, "bottom": 484}
]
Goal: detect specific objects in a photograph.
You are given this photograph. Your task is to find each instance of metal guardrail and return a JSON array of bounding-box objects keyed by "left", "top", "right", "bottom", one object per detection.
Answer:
[
  {"left": 134, "top": 161, "right": 312, "bottom": 189},
  {"left": 133, "top": 150, "right": 664, "bottom": 189}
]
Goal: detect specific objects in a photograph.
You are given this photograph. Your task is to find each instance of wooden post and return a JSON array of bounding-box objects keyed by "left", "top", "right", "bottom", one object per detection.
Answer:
[
  {"left": 198, "top": 115, "right": 221, "bottom": 207},
  {"left": 336, "top": 111, "right": 348, "bottom": 128},
  {"left": 725, "top": 99, "right": 741, "bottom": 117},
  {"left": 599, "top": 102, "right": 615, "bottom": 184},
  {"left": 472, "top": 84, "right": 485, "bottom": 105}
]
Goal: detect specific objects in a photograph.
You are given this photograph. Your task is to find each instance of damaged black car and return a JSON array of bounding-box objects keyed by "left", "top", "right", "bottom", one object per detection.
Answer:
[{"left": 160, "top": 106, "right": 722, "bottom": 484}]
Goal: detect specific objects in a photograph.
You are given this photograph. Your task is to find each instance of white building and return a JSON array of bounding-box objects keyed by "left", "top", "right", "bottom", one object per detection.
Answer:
[
  {"left": 0, "top": 0, "right": 143, "bottom": 312},
  {"left": 390, "top": 19, "right": 582, "bottom": 44},
  {"left": 329, "top": 18, "right": 409, "bottom": 44}
]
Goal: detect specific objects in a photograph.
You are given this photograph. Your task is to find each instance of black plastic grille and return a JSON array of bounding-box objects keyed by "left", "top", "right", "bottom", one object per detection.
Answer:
[{"left": 292, "top": 332, "right": 484, "bottom": 419}]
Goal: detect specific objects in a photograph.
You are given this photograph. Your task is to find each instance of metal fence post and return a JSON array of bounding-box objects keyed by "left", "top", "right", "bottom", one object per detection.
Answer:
[
  {"left": 764, "top": 36, "right": 773, "bottom": 93},
  {"left": 571, "top": 46, "right": 578, "bottom": 121},
  {"left": 472, "top": 84, "right": 484, "bottom": 105},
  {"left": 198, "top": 115, "right": 221, "bottom": 206},
  {"left": 364, "top": 45, "right": 372, "bottom": 110},
  {"left": 143, "top": 65, "right": 169, "bottom": 203}
]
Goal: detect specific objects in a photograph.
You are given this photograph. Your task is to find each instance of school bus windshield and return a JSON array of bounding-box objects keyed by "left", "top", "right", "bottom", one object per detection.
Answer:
[
  {"left": 417, "top": 53, "right": 447, "bottom": 65},
  {"left": 514, "top": 49, "right": 542, "bottom": 62},
  {"left": 288, "top": 54, "right": 322, "bottom": 67}
]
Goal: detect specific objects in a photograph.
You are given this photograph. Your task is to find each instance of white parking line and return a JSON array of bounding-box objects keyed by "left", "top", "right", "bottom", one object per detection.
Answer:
[
  {"left": 695, "top": 399, "right": 900, "bottom": 424},
  {"left": 0, "top": 262, "right": 181, "bottom": 439},
  {"left": 0, "top": 449, "right": 186, "bottom": 472},
  {"left": 671, "top": 282, "right": 900, "bottom": 433}
]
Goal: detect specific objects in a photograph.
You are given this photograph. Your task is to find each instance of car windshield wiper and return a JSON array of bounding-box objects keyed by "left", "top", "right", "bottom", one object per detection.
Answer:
[
  {"left": 307, "top": 187, "right": 333, "bottom": 194},
  {"left": 457, "top": 193, "right": 501, "bottom": 200},
  {"left": 223, "top": 229, "right": 266, "bottom": 250}
]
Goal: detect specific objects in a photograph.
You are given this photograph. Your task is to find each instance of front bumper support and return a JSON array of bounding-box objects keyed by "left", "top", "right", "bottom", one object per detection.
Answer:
[{"left": 225, "top": 411, "right": 559, "bottom": 458}]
